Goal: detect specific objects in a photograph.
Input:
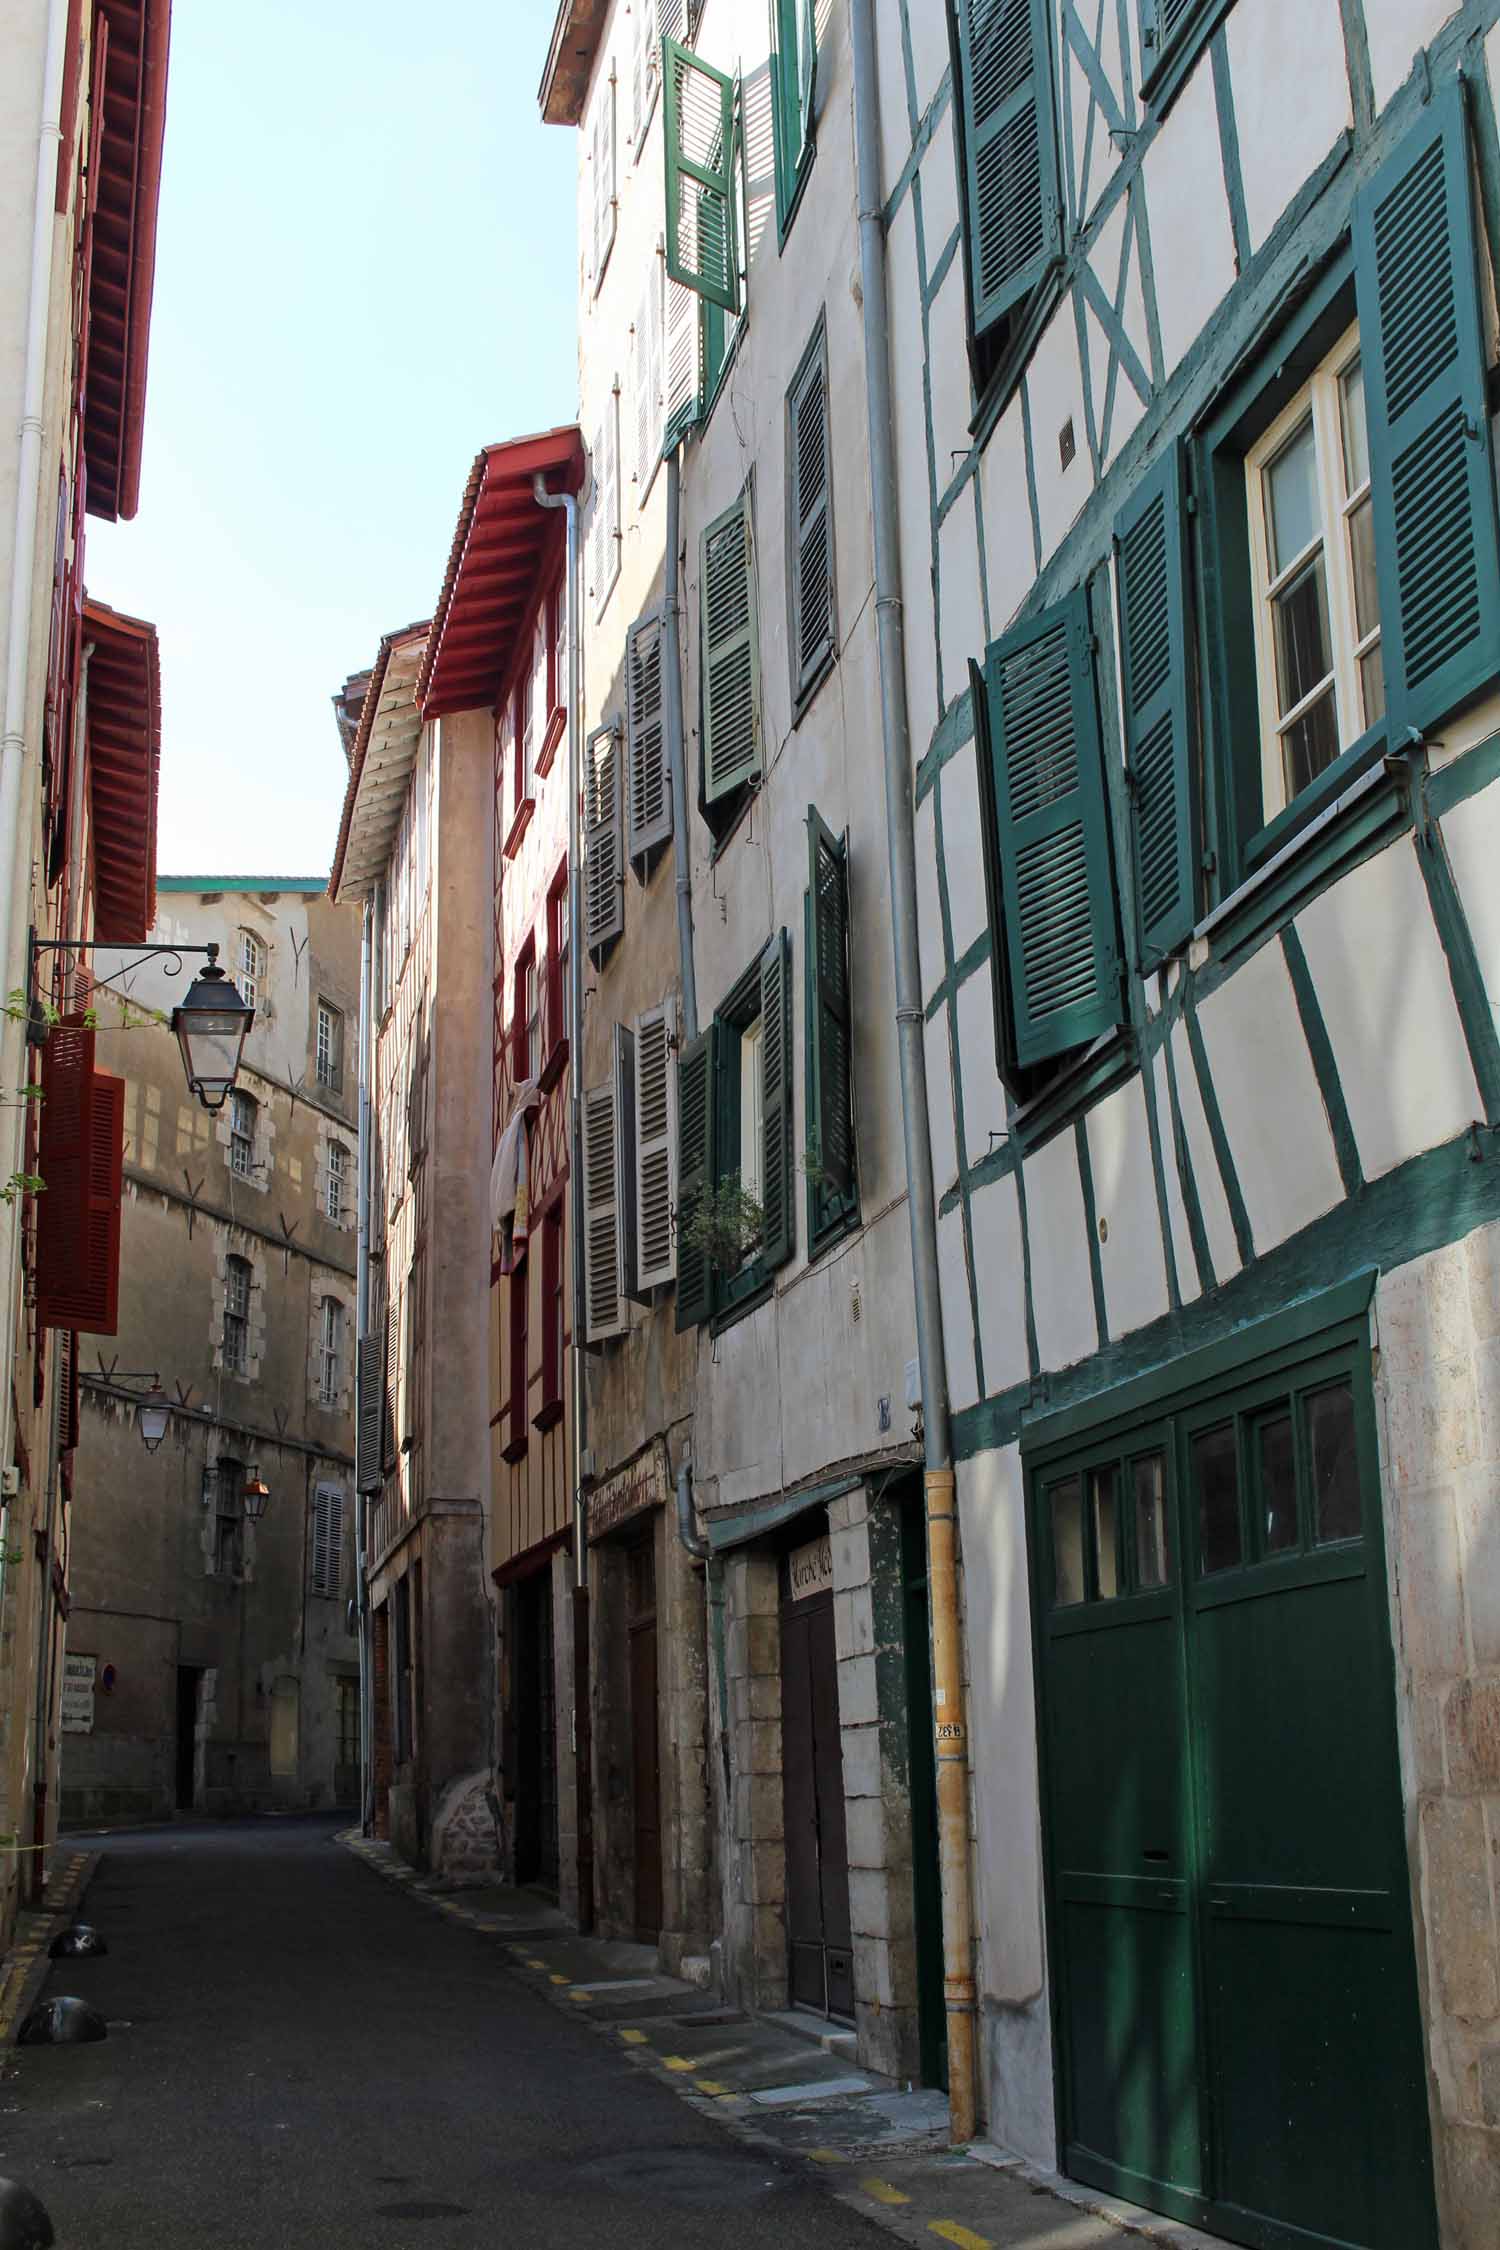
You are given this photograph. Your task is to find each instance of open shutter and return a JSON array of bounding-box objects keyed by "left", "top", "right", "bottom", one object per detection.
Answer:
[
  {"left": 615, "top": 1022, "right": 641, "bottom": 1304},
  {"left": 663, "top": 246, "right": 702, "bottom": 451},
  {"left": 985, "top": 592, "right": 1122, "bottom": 1067},
  {"left": 955, "top": 0, "right": 1061, "bottom": 338},
  {"left": 584, "top": 721, "right": 624, "bottom": 953},
  {"left": 1115, "top": 443, "right": 1196, "bottom": 969},
  {"left": 356, "top": 1326, "right": 385, "bottom": 1493},
  {"left": 788, "top": 334, "right": 835, "bottom": 695},
  {"left": 807, "top": 810, "right": 853, "bottom": 1194},
  {"left": 384, "top": 1283, "right": 400, "bottom": 1469},
  {"left": 970, "top": 657, "right": 1026, "bottom": 1094},
  {"left": 36, "top": 1019, "right": 96, "bottom": 1332},
  {"left": 674, "top": 1025, "right": 717, "bottom": 1330},
  {"left": 592, "top": 65, "right": 617, "bottom": 288},
  {"left": 702, "top": 493, "right": 760, "bottom": 802},
  {"left": 635, "top": 1002, "right": 677, "bottom": 1290},
  {"left": 759, "top": 932, "right": 794, "bottom": 1270},
  {"left": 583, "top": 1074, "right": 628, "bottom": 1340},
  {"left": 80, "top": 1073, "right": 125, "bottom": 1335},
  {"left": 663, "top": 38, "right": 739, "bottom": 311},
  {"left": 627, "top": 608, "right": 672, "bottom": 859},
  {"left": 634, "top": 261, "right": 664, "bottom": 495},
  {"left": 1356, "top": 84, "right": 1500, "bottom": 745}
]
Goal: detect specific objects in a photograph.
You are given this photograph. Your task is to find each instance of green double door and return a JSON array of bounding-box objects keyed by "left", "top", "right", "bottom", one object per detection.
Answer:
[{"left": 1031, "top": 1330, "right": 1436, "bottom": 2250}]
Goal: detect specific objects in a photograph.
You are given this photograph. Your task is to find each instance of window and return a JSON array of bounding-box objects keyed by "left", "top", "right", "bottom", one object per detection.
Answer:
[
  {"left": 676, "top": 933, "right": 793, "bottom": 1331},
  {"left": 325, "top": 1137, "right": 349, "bottom": 1223},
  {"left": 538, "top": 585, "right": 566, "bottom": 773},
  {"left": 805, "top": 811, "right": 858, "bottom": 1256},
  {"left": 513, "top": 935, "right": 541, "bottom": 1085},
  {"left": 517, "top": 651, "right": 535, "bottom": 807},
  {"left": 505, "top": 1253, "right": 529, "bottom": 1463},
  {"left": 949, "top": 0, "right": 1062, "bottom": 379},
  {"left": 663, "top": 35, "right": 745, "bottom": 418},
  {"left": 223, "top": 1255, "right": 252, "bottom": 1375},
  {"left": 318, "top": 1297, "right": 344, "bottom": 1408},
  {"left": 786, "top": 322, "right": 836, "bottom": 708},
  {"left": 229, "top": 1089, "right": 257, "bottom": 1178},
  {"left": 630, "top": 0, "right": 660, "bottom": 154},
  {"left": 1041, "top": 1447, "right": 1172, "bottom": 1609},
  {"left": 214, "top": 1456, "right": 244, "bottom": 1576},
  {"left": 771, "top": 0, "right": 816, "bottom": 234},
  {"left": 537, "top": 1201, "right": 565, "bottom": 1429},
  {"left": 700, "top": 488, "right": 761, "bottom": 832},
  {"left": 311, "top": 1482, "right": 344, "bottom": 1598},
  {"left": 315, "top": 1001, "right": 344, "bottom": 1091},
  {"left": 1137, "top": 0, "right": 1232, "bottom": 106},
  {"left": 237, "top": 929, "right": 266, "bottom": 1017},
  {"left": 545, "top": 860, "right": 570, "bottom": 1066}
]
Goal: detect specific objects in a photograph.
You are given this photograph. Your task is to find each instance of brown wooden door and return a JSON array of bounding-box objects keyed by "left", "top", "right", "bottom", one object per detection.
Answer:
[{"left": 780, "top": 1582, "right": 853, "bottom": 2018}]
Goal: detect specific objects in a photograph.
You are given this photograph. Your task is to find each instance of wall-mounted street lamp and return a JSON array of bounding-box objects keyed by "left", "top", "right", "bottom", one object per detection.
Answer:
[
  {"left": 28, "top": 934, "right": 254, "bottom": 1113},
  {"left": 102, "top": 1371, "right": 172, "bottom": 1453},
  {"left": 241, "top": 1473, "right": 271, "bottom": 1521}
]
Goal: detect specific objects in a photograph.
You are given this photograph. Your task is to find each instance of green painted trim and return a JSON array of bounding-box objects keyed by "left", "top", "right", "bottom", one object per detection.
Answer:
[
  {"left": 1013, "top": 1139, "right": 1042, "bottom": 1380},
  {"left": 881, "top": 68, "right": 953, "bottom": 229},
  {"left": 1075, "top": 1115, "right": 1110, "bottom": 1349},
  {"left": 1141, "top": 1042, "right": 1184, "bottom": 1313},
  {"left": 1182, "top": 998, "right": 1255, "bottom": 1266},
  {"left": 1022, "top": 1268, "right": 1377, "bottom": 1456},
  {"left": 927, "top": 224, "right": 962, "bottom": 308},
  {"left": 933, "top": 769, "right": 988, "bottom": 1396},
  {"left": 158, "top": 875, "right": 329, "bottom": 892},
  {"left": 1018, "top": 378, "right": 1044, "bottom": 570},
  {"left": 1281, "top": 925, "right": 1363, "bottom": 1196},
  {"left": 1415, "top": 811, "right": 1500, "bottom": 1125},
  {"left": 1337, "top": 0, "right": 1375, "bottom": 135},
  {"left": 971, "top": 472, "right": 993, "bottom": 643},
  {"left": 1464, "top": 39, "right": 1500, "bottom": 310},
  {"left": 1426, "top": 728, "right": 1500, "bottom": 818},
  {"left": 915, "top": 676, "right": 976, "bottom": 808},
  {"left": 896, "top": 0, "right": 920, "bottom": 136},
  {"left": 1199, "top": 762, "right": 1409, "bottom": 972},
  {"left": 705, "top": 1473, "right": 861, "bottom": 1552},
  {"left": 1209, "top": 31, "right": 1250, "bottom": 271},
  {"left": 1161, "top": 1013, "right": 1216, "bottom": 1295},
  {"left": 1010, "top": 1030, "right": 1139, "bottom": 1155},
  {"left": 1071, "top": 283, "right": 1103, "bottom": 484},
  {"left": 954, "top": 1122, "right": 1500, "bottom": 1460},
  {"left": 1139, "top": 0, "right": 1237, "bottom": 117},
  {"left": 1130, "top": 173, "right": 1166, "bottom": 391}
]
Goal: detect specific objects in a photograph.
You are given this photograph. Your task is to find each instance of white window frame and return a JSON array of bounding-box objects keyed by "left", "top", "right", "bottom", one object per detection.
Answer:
[
  {"left": 739, "top": 1011, "right": 765, "bottom": 1214},
  {"left": 229, "top": 1090, "right": 257, "bottom": 1179},
  {"left": 224, "top": 1257, "right": 252, "bottom": 1375},
  {"left": 325, "top": 1138, "right": 349, "bottom": 1224},
  {"left": 237, "top": 929, "right": 266, "bottom": 1017},
  {"left": 1245, "top": 321, "right": 1382, "bottom": 822},
  {"left": 524, "top": 955, "right": 543, "bottom": 1083},
  {"left": 318, "top": 1298, "right": 343, "bottom": 1408},
  {"left": 316, "top": 1001, "right": 343, "bottom": 1089}
]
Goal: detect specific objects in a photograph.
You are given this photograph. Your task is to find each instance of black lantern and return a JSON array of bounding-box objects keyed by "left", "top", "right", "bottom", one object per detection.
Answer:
[
  {"left": 242, "top": 1473, "right": 271, "bottom": 1522},
  {"left": 137, "top": 1385, "right": 170, "bottom": 1454},
  {"left": 170, "top": 946, "right": 253, "bottom": 1112}
]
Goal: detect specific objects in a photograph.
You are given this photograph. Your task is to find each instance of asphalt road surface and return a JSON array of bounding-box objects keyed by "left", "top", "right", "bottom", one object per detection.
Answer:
[{"left": 0, "top": 1815, "right": 890, "bottom": 2250}]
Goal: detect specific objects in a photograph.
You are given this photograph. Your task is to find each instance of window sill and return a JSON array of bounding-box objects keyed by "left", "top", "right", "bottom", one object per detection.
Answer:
[
  {"left": 1010, "top": 1029, "right": 1139, "bottom": 1156},
  {"left": 775, "top": 140, "right": 815, "bottom": 252},
  {"left": 536, "top": 706, "right": 566, "bottom": 779},
  {"left": 532, "top": 1398, "right": 564, "bottom": 1435},
  {"left": 711, "top": 1261, "right": 774, "bottom": 1336},
  {"left": 807, "top": 1193, "right": 861, "bottom": 1265},
  {"left": 503, "top": 795, "right": 536, "bottom": 861},
  {"left": 790, "top": 640, "right": 837, "bottom": 731},
  {"left": 539, "top": 1038, "right": 569, "bottom": 1094},
  {"left": 501, "top": 1434, "right": 529, "bottom": 1467}
]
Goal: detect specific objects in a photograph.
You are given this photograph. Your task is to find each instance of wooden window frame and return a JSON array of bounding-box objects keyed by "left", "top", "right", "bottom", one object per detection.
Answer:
[
  {"left": 804, "top": 813, "right": 859, "bottom": 1261},
  {"left": 318, "top": 1297, "right": 343, "bottom": 1409},
  {"left": 537, "top": 580, "right": 567, "bottom": 777},
  {"left": 237, "top": 929, "right": 265, "bottom": 1017},
  {"left": 223, "top": 1257, "right": 252, "bottom": 1376},
  {"left": 229, "top": 1089, "right": 257, "bottom": 1178},
  {"left": 315, "top": 999, "right": 344, "bottom": 1091},
  {"left": 325, "top": 1137, "right": 349, "bottom": 1224},
  {"left": 513, "top": 933, "right": 540, "bottom": 1088},
  {"left": 536, "top": 1195, "right": 566, "bottom": 1431},
  {"left": 785, "top": 317, "right": 837, "bottom": 717},
  {"left": 543, "top": 859, "right": 569, "bottom": 1086},
  {"left": 503, "top": 1251, "right": 530, "bottom": 1464},
  {"left": 770, "top": 0, "right": 816, "bottom": 241}
]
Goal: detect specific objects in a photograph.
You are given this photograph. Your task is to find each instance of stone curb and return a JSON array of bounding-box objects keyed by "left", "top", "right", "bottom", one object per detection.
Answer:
[{"left": 0, "top": 1849, "right": 101, "bottom": 2044}]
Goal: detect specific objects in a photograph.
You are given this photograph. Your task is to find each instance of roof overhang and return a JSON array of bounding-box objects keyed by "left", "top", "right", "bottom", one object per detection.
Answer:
[
  {"left": 84, "top": 597, "right": 160, "bottom": 943},
  {"left": 538, "top": 0, "right": 609, "bottom": 125},
  {"left": 84, "top": 0, "right": 172, "bottom": 523},
  {"left": 419, "top": 426, "right": 584, "bottom": 720},
  {"left": 328, "top": 624, "right": 429, "bottom": 906}
]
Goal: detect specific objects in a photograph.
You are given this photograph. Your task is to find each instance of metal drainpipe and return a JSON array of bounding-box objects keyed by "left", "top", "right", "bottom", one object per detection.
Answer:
[
  {"left": 662, "top": 447, "right": 697, "bottom": 1044},
  {"left": 27, "top": 1348, "right": 65, "bottom": 1904},
  {"left": 849, "top": 0, "right": 977, "bottom": 2145},
  {"left": 532, "top": 469, "right": 594, "bottom": 1931},
  {"left": 355, "top": 892, "right": 374, "bottom": 1831}
]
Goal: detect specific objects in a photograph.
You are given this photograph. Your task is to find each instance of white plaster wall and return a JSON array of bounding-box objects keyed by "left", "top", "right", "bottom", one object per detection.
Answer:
[
  {"left": 1139, "top": 56, "right": 1235, "bottom": 378},
  {"left": 1060, "top": 0, "right": 1129, "bottom": 232},
  {"left": 1081, "top": 191, "right": 1151, "bottom": 473},
  {"left": 1439, "top": 787, "right": 1500, "bottom": 1049},
  {"left": 1145, "top": 1045, "right": 1199, "bottom": 1305},
  {"left": 915, "top": 786, "right": 943, "bottom": 1002},
  {"left": 1225, "top": 0, "right": 1350, "bottom": 254},
  {"left": 955, "top": 965, "right": 1008, "bottom": 1171},
  {"left": 938, "top": 1206, "right": 979, "bottom": 1414},
  {"left": 1366, "top": 0, "right": 1466, "bottom": 113},
  {"left": 970, "top": 1171, "right": 1029, "bottom": 1397},
  {"left": 940, "top": 740, "right": 990, "bottom": 966},
  {"left": 1020, "top": 1129, "right": 1096, "bottom": 1372},
  {"left": 977, "top": 391, "right": 1036, "bottom": 641},
  {"left": 926, "top": 1009, "right": 959, "bottom": 1198},
  {"left": 938, "top": 485, "right": 986, "bottom": 717},
  {"left": 1086, "top": 1078, "right": 1170, "bottom": 1339},
  {"left": 1168, "top": 1015, "right": 1242, "bottom": 1285},
  {"left": 1025, "top": 302, "right": 1092, "bottom": 568}
]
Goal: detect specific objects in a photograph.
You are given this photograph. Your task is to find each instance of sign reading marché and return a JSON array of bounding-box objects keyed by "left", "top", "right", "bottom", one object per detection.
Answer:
[{"left": 62, "top": 1652, "right": 97, "bottom": 1734}]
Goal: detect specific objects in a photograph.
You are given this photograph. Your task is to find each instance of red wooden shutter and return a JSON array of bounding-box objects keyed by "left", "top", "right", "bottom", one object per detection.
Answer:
[
  {"left": 36, "top": 1018, "right": 95, "bottom": 1331},
  {"left": 82, "top": 1072, "right": 126, "bottom": 1335}
]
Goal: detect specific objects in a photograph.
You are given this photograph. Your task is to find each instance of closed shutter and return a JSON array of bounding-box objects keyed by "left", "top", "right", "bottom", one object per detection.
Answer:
[
  {"left": 635, "top": 1002, "right": 677, "bottom": 1289},
  {"left": 759, "top": 932, "right": 794, "bottom": 1270},
  {"left": 1115, "top": 443, "right": 1196, "bottom": 969},
  {"left": 634, "top": 260, "right": 664, "bottom": 496},
  {"left": 589, "top": 393, "right": 621, "bottom": 610},
  {"left": 663, "top": 38, "right": 739, "bottom": 312},
  {"left": 807, "top": 810, "right": 853, "bottom": 1194},
  {"left": 983, "top": 592, "right": 1122, "bottom": 1067},
  {"left": 970, "top": 655, "right": 1026, "bottom": 1093},
  {"left": 313, "top": 1484, "right": 343, "bottom": 1598},
  {"left": 772, "top": 0, "right": 816, "bottom": 211},
  {"left": 592, "top": 66, "right": 617, "bottom": 289},
  {"left": 631, "top": 0, "right": 657, "bottom": 150},
  {"left": 788, "top": 333, "right": 835, "bottom": 695},
  {"left": 627, "top": 608, "right": 672, "bottom": 858},
  {"left": 584, "top": 721, "right": 624, "bottom": 953},
  {"left": 356, "top": 1326, "right": 385, "bottom": 1493},
  {"left": 674, "top": 1025, "right": 717, "bottom": 1330},
  {"left": 582, "top": 1071, "right": 628, "bottom": 1340},
  {"left": 955, "top": 0, "right": 1061, "bottom": 339},
  {"left": 36, "top": 1018, "right": 95, "bottom": 1332},
  {"left": 702, "top": 493, "right": 760, "bottom": 802},
  {"left": 80, "top": 1073, "right": 125, "bottom": 1336},
  {"left": 615, "top": 1021, "right": 641, "bottom": 1303},
  {"left": 1356, "top": 84, "right": 1500, "bottom": 745}
]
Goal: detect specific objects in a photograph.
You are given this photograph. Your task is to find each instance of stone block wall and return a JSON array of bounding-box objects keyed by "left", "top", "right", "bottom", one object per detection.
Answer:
[{"left": 722, "top": 1547, "right": 786, "bottom": 2013}]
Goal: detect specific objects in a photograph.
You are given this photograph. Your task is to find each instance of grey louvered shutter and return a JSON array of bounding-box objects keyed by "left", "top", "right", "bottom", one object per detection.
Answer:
[
  {"left": 674, "top": 1025, "right": 717, "bottom": 1330},
  {"left": 1115, "top": 444, "right": 1196, "bottom": 969},
  {"left": 807, "top": 810, "right": 853, "bottom": 1194},
  {"left": 383, "top": 1286, "right": 400, "bottom": 1469},
  {"left": 986, "top": 593, "right": 1123, "bottom": 1067},
  {"left": 632, "top": 0, "right": 657, "bottom": 150},
  {"left": 627, "top": 608, "right": 672, "bottom": 858},
  {"left": 663, "top": 38, "right": 739, "bottom": 312},
  {"left": 635, "top": 1002, "right": 677, "bottom": 1290},
  {"left": 582, "top": 1072, "right": 627, "bottom": 1340},
  {"left": 584, "top": 722, "right": 624, "bottom": 953},
  {"left": 788, "top": 333, "right": 835, "bottom": 696},
  {"left": 615, "top": 1021, "right": 641, "bottom": 1305},
  {"left": 356, "top": 1328, "right": 384, "bottom": 1493},
  {"left": 592, "top": 65, "right": 617, "bottom": 289},
  {"left": 956, "top": 0, "right": 1061, "bottom": 339},
  {"left": 702, "top": 493, "right": 760, "bottom": 802},
  {"left": 635, "top": 261, "right": 664, "bottom": 495},
  {"left": 1356, "top": 83, "right": 1500, "bottom": 746},
  {"left": 663, "top": 248, "right": 702, "bottom": 449},
  {"left": 589, "top": 419, "right": 607, "bottom": 602},
  {"left": 759, "top": 931, "right": 794, "bottom": 1270}
]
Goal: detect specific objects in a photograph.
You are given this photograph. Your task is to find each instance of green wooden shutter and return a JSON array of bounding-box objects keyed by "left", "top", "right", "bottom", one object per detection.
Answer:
[
  {"left": 807, "top": 808, "right": 853, "bottom": 1194},
  {"left": 955, "top": 0, "right": 1061, "bottom": 339},
  {"left": 701, "top": 491, "right": 760, "bottom": 802},
  {"left": 759, "top": 931, "right": 794, "bottom": 1270},
  {"left": 675, "top": 1024, "right": 718, "bottom": 1329},
  {"left": 1115, "top": 443, "right": 1196, "bottom": 969},
  {"left": 1356, "top": 83, "right": 1500, "bottom": 746},
  {"left": 969, "top": 656, "right": 1025, "bottom": 1094},
  {"left": 986, "top": 592, "right": 1122, "bottom": 1067},
  {"left": 663, "top": 38, "right": 739, "bottom": 312},
  {"left": 772, "top": 0, "right": 816, "bottom": 224},
  {"left": 788, "top": 331, "right": 835, "bottom": 696}
]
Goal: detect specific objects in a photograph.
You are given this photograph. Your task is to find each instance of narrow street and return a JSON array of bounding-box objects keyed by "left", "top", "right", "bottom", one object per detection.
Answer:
[{"left": 0, "top": 1821, "right": 890, "bottom": 2250}]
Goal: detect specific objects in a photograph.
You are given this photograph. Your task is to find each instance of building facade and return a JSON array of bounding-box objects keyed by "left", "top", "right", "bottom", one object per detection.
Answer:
[{"left": 63, "top": 881, "right": 362, "bottom": 1823}]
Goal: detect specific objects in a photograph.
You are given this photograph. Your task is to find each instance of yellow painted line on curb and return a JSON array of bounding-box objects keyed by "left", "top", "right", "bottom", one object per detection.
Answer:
[
  {"left": 508, "top": 1945, "right": 531, "bottom": 1959},
  {"left": 617, "top": 2027, "right": 648, "bottom": 2044},
  {"left": 695, "top": 2079, "right": 729, "bottom": 2096},
  {"left": 568, "top": 1989, "right": 593, "bottom": 2003},
  {"left": 929, "top": 2224, "right": 992, "bottom": 2250},
  {"left": 525, "top": 1958, "right": 548, "bottom": 1970},
  {"left": 861, "top": 2180, "right": 910, "bottom": 2207},
  {"left": 661, "top": 2055, "right": 695, "bottom": 2072},
  {"left": 807, "top": 2148, "right": 849, "bottom": 2166},
  {"left": 548, "top": 1973, "right": 570, "bottom": 1986}
]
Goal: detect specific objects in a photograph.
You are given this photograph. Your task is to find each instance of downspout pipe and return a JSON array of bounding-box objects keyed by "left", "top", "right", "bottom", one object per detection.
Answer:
[
  {"left": 533, "top": 469, "right": 594, "bottom": 1932},
  {"left": 673, "top": 1442, "right": 708, "bottom": 1561},
  {"left": 355, "top": 893, "right": 374, "bottom": 1831},
  {"left": 849, "top": 0, "right": 977, "bottom": 2146},
  {"left": 662, "top": 448, "right": 697, "bottom": 1043},
  {"left": 0, "top": 0, "right": 69, "bottom": 1498}
]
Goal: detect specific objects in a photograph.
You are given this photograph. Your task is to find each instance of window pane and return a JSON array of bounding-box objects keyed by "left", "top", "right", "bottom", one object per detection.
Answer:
[
  {"left": 1089, "top": 1467, "right": 1119, "bottom": 1599},
  {"left": 1265, "top": 417, "right": 1320, "bottom": 572},
  {"left": 1272, "top": 557, "right": 1333, "bottom": 720},
  {"left": 1348, "top": 494, "right": 1379, "bottom": 642},
  {"left": 1257, "top": 1410, "right": 1298, "bottom": 1553},
  {"left": 1281, "top": 688, "right": 1341, "bottom": 800},
  {"left": 1193, "top": 1424, "right": 1241, "bottom": 1574},
  {"left": 1133, "top": 1453, "right": 1169, "bottom": 1588},
  {"left": 1360, "top": 642, "right": 1386, "bottom": 733},
  {"left": 1339, "top": 357, "right": 1369, "bottom": 493},
  {"left": 1308, "top": 1381, "right": 1361, "bottom": 1544},
  {"left": 1050, "top": 1478, "right": 1085, "bottom": 1607}
]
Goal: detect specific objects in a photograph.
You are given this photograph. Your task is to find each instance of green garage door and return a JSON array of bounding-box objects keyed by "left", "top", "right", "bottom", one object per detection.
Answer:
[{"left": 1029, "top": 1300, "right": 1436, "bottom": 2250}]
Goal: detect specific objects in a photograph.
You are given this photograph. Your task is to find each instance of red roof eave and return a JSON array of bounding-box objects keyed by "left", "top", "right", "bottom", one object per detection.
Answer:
[
  {"left": 328, "top": 621, "right": 429, "bottom": 903},
  {"left": 83, "top": 597, "right": 160, "bottom": 943},
  {"left": 84, "top": 0, "right": 171, "bottom": 523}
]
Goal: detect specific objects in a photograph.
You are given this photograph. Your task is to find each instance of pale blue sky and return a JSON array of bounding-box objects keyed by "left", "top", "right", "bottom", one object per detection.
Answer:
[{"left": 87, "top": 0, "right": 579, "bottom": 878}]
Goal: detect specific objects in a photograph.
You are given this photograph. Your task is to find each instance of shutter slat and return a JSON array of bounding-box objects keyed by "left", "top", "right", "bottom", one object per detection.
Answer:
[
  {"left": 956, "top": 0, "right": 1060, "bottom": 338},
  {"left": 356, "top": 1326, "right": 385, "bottom": 1493},
  {"left": 663, "top": 254, "right": 702, "bottom": 448},
  {"left": 582, "top": 1075, "right": 627, "bottom": 1339},
  {"left": 36, "top": 1017, "right": 96, "bottom": 1332},
  {"left": 614, "top": 1021, "right": 640, "bottom": 1306},
  {"left": 1357, "top": 84, "right": 1500, "bottom": 740},
  {"left": 627, "top": 609, "right": 672, "bottom": 858},
  {"left": 674, "top": 1026, "right": 717, "bottom": 1330},
  {"left": 663, "top": 38, "right": 739, "bottom": 312},
  {"left": 759, "top": 932, "right": 794, "bottom": 1270},
  {"left": 807, "top": 809, "right": 853, "bottom": 1195},
  {"left": 969, "top": 656, "right": 1025, "bottom": 1093},
  {"left": 80, "top": 1073, "right": 125, "bottom": 1336},
  {"left": 635, "top": 1003, "right": 677, "bottom": 1290},
  {"left": 1115, "top": 444, "right": 1195, "bottom": 968},
  {"left": 584, "top": 722, "right": 624, "bottom": 953},
  {"left": 789, "top": 336, "right": 835, "bottom": 693},
  {"left": 702, "top": 493, "right": 761, "bottom": 802}
]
